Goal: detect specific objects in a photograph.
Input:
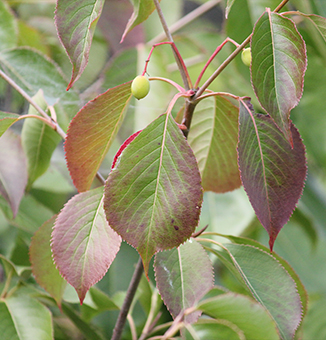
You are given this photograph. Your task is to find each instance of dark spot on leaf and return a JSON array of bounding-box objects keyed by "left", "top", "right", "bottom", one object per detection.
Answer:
[
  {"left": 171, "top": 219, "right": 174, "bottom": 223},
  {"left": 174, "top": 225, "right": 179, "bottom": 231},
  {"left": 158, "top": 142, "right": 161, "bottom": 145}
]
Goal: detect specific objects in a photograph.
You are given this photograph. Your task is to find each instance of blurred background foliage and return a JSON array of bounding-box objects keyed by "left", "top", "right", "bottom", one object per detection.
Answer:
[{"left": 0, "top": 0, "right": 326, "bottom": 339}]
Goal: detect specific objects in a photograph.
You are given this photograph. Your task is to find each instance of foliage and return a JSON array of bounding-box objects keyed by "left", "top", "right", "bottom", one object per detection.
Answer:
[{"left": 0, "top": 0, "right": 326, "bottom": 339}]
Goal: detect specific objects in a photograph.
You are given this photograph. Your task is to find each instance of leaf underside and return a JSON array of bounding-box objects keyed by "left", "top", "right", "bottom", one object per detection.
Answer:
[
  {"left": 52, "top": 187, "right": 121, "bottom": 303},
  {"left": 188, "top": 95, "right": 241, "bottom": 193},
  {"left": 237, "top": 99, "right": 307, "bottom": 250},
  {"left": 154, "top": 239, "right": 213, "bottom": 323},
  {"left": 55, "top": 0, "right": 105, "bottom": 90},
  {"left": 121, "top": 0, "right": 160, "bottom": 42},
  {"left": 251, "top": 9, "right": 307, "bottom": 143},
  {"left": 104, "top": 113, "right": 203, "bottom": 276}
]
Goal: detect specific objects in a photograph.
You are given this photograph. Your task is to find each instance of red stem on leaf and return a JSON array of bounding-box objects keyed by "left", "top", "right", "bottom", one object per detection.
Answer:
[{"left": 195, "top": 37, "right": 240, "bottom": 88}]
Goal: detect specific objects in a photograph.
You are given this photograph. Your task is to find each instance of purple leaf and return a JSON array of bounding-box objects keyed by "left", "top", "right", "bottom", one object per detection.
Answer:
[
  {"left": 0, "top": 130, "right": 27, "bottom": 217},
  {"left": 65, "top": 82, "right": 132, "bottom": 192},
  {"left": 251, "top": 9, "right": 307, "bottom": 144},
  {"left": 52, "top": 187, "right": 121, "bottom": 304},
  {"left": 104, "top": 114, "right": 203, "bottom": 276},
  {"left": 237, "top": 99, "right": 306, "bottom": 250},
  {"left": 154, "top": 239, "right": 213, "bottom": 323},
  {"left": 55, "top": 0, "right": 105, "bottom": 90}
]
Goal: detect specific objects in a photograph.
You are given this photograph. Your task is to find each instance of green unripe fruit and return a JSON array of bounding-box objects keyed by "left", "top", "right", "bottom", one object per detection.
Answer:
[
  {"left": 131, "top": 75, "right": 150, "bottom": 100},
  {"left": 241, "top": 48, "right": 252, "bottom": 67}
]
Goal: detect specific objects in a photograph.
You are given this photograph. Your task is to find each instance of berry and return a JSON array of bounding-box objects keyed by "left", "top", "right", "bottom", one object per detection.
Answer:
[
  {"left": 241, "top": 48, "right": 252, "bottom": 67},
  {"left": 131, "top": 75, "right": 150, "bottom": 100}
]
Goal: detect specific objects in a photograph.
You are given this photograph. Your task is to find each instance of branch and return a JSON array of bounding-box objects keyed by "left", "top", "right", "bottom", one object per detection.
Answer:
[
  {"left": 153, "top": 0, "right": 191, "bottom": 90},
  {"left": 149, "top": 0, "right": 221, "bottom": 45},
  {"left": 111, "top": 258, "right": 144, "bottom": 340}
]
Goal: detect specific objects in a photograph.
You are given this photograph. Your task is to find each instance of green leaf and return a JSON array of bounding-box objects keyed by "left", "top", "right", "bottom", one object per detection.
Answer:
[
  {"left": 0, "top": 112, "right": 20, "bottom": 137},
  {"left": 0, "top": 194, "right": 54, "bottom": 234},
  {"left": 55, "top": 0, "right": 105, "bottom": 90},
  {"left": 222, "top": 243, "right": 303, "bottom": 340},
  {"left": 30, "top": 215, "right": 67, "bottom": 308},
  {"left": 104, "top": 113, "right": 203, "bottom": 276},
  {"left": 0, "top": 290, "right": 53, "bottom": 340},
  {"left": 197, "top": 292, "right": 279, "bottom": 340},
  {"left": 0, "top": 0, "right": 17, "bottom": 50},
  {"left": 215, "top": 234, "right": 308, "bottom": 316},
  {"left": 65, "top": 82, "right": 132, "bottom": 192},
  {"left": 154, "top": 239, "right": 213, "bottom": 322},
  {"left": 237, "top": 99, "right": 307, "bottom": 250},
  {"left": 184, "top": 319, "right": 244, "bottom": 340},
  {"left": 251, "top": 9, "right": 307, "bottom": 142},
  {"left": 188, "top": 95, "right": 241, "bottom": 193},
  {"left": 21, "top": 90, "right": 61, "bottom": 188},
  {"left": 0, "top": 130, "right": 27, "bottom": 217},
  {"left": 225, "top": 0, "right": 236, "bottom": 19},
  {"left": 121, "top": 0, "right": 160, "bottom": 42},
  {"left": 52, "top": 187, "right": 121, "bottom": 304},
  {"left": 61, "top": 302, "right": 104, "bottom": 340},
  {"left": 0, "top": 47, "right": 79, "bottom": 125},
  {"left": 299, "top": 13, "right": 326, "bottom": 43}
]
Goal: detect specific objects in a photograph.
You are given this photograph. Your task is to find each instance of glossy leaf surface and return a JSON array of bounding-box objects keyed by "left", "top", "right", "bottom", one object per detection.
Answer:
[
  {"left": 52, "top": 187, "right": 121, "bottom": 303},
  {"left": 21, "top": 91, "right": 61, "bottom": 188},
  {"left": 0, "top": 130, "right": 27, "bottom": 217},
  {"left": 104, "top": 113, "right": 203, "bottom": 275},
  {"left": 251, "top": 9, "right": 306, "bottom": 142},
  {"left": 223, "top": 243, "right": 303, "bottom": 340},
  {"left": 65, "top": 82, "right": 132, "bottom": 192},
  {"left": 188, "top": 95, "right": 241, "bottom": 193},
  {"left": 55, "top": 0, "right": 104, "bottom": 90},
  {"left": 30, "top": 216, "right": 67, "bottom": 308},
  {"left": 237, "top": 99, "right": 306, "bottom": 250},
  {"left": 154, "top": 239, "right": 213, "bottom": 323},
  {"left": 198, "top": 292, "right": 279, "bottom": 340},
  {"left": 121, "top": 0, "right": 160, "bottom": 42}
]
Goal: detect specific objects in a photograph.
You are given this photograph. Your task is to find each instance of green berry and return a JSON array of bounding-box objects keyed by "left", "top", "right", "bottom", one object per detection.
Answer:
[
  {"left": 131, "top": 75, "right": 150, "bottom": 100},
  {"left": 241, "top": 48, "right": 252, "bottom": 67}
]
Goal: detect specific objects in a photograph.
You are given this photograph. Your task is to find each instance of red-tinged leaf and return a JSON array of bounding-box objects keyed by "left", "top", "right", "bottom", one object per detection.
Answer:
[
  {"left": 65, "top": 82, "right": 132, "bottom": 192},
  {"left": 30, "top": 216, "right": 66, "bottom": 308},
  {"left": 0, "top": 112, "right": 20, "bottom": 137},
  {"left": 154, "top": 239, "right": 213, "bottom": 323},
  {"left": 188, "top": 95, "right": 241, "bottom": 193},
  {"left": 298, "top": 13, "right": 326, "bottom": 43},
  {"left": 104, "top": 114, "right": 203, "bottom": 276},
  {"left": 121, "top": 0, "right": 160, "bottom": 43},
  {"left": 111, "top": 130, "right": 141, "bottom": 170},
  {"left": 251, "top": 9, "right": 307, "bottom": 143},
  {"left": 222, "top": 244, "right": 303, "bottom": 340},
  {"left": 237, "top": 99, "right": 307, "bottom": 250},
  {"left": 52, "top": 187, "right": 121, "bottom": 304},
  {"left": 55, "top": 0, "right": 105, "bottom": 90},
  {"left": 0, "top": 130, "right": 27, "bottom": 217}
]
